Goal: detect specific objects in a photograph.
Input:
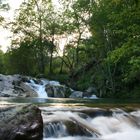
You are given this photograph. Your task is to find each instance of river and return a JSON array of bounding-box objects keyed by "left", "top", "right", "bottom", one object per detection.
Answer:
[
  {"left": 0, "top": 77, "right": 140, "bottom": 140},
  {"left": 1, "top": 97, "right": 140, "bottom": 140}
]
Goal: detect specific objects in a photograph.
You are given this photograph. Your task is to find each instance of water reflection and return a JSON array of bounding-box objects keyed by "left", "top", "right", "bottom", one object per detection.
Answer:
[{"left": 0, "top": 97, "right": 140, "bottom": 105}]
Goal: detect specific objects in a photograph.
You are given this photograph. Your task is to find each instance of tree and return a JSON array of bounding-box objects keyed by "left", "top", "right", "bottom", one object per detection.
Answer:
[
  {"left": 12, "top": 0, "right": 63, "bottom": 74},
  {"left": 0, "top": 0, "right": 9, "bottom": 26}
]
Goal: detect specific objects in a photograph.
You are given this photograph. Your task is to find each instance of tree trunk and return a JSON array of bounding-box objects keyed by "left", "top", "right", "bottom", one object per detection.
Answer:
[
  {"left": 59, "top": 58, "right": 64, "bottom": 74},
  {"left": 35, "top": 0, "right": 45, "bottom": 74},
  {"left": 49, "top": 49, "right": 53, "bottom": 74}
]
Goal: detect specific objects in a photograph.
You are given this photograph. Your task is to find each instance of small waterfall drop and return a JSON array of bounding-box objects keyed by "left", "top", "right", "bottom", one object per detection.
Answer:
[
  {"left": 26, "top": 78, "right": 61, "bottom": 98},
  {"left": 44, "top": 122, "right": 68, "bottom": 138},
  {"left": 26, "top": 79, "right": 49, "bottom": 98},
  {"left": 41, "top": 107, "right": 140, "bottom": 140}
]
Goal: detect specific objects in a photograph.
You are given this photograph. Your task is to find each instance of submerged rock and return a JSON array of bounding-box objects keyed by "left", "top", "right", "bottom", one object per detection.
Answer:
[{"left": 0, "top": 104, "right": 43, "bottom": 140}]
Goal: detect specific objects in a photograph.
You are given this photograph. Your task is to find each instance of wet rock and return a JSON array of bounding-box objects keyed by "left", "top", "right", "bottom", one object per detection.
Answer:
[
  {"left": 81, "top": 109, "right": 112, "bottom": 118},
  {"left": 0, "top": 75, "right": 37, "bottom": 97},
  {"left": 45, "top": 84, "right": 54, "bottom": 97},
  {"left": 45, "top": 84, "right": 71, "bottom": 98},
  {"left": 32, "top": 79, "right": 43, "bottom": 85},
  {"left": 19, "top": 82, "right": 38, "bottom": 97},
  {"left": 0, "top": 104, "right": 43, "bottom": 140},
  {"left": 70, "top": 91, "right": 83, "bottom": 98},
  {"left": 64, "top": 120, "right": 93, "bottom": 137}
]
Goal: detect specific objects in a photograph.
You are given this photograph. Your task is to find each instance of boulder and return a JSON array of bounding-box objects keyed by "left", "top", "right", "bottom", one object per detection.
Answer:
[
  {"left": 45, "top": 84, "right": 54, "bottom": 97},
  {"left": 0, "top": 75, "right": 38, "bottom": 97},
  {"left": 64, "top": 120, "right": 93, "bottom": 136},
  {"left": 45, "top": 84, "right": 72, "bottom": 98},
  {"left": 0, "top": 74, "right": 21, "bottom": 97},
  {"left": 86, "top": 87, "right": 97, "bottom": 93},
  {"left": 19, "top": 82, "right": 38, "bottom": 97},
  {"left": 83, "top": 87, "right": 97, "bottom": 98},
  {"left": 0, "top": 104, "right": 43, "bottom": 140},
  {"left": 70, "top": 91, "right": 83, "bottom": 98},
  {"left": 20, "top": 76, "right": 30, "bottom": 83}
]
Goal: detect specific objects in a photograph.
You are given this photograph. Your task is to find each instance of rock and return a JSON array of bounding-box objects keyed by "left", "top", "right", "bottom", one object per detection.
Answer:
[
  {"left": 19, "top": 82, "right": 38, "bottom": 97},
  {"left": 45, "top": 84, "right": 72, "bottom": 98},
  {"left": 21, "top": 76, "right": 30, "bottom": 83},
  {"left": 89, "top": 94, "right": 98, "bottom": 99},
  {"left": 0, "top": 75, "right": 38, "bottom": 97},
  {"left": 87, "top": 87, "right": 97, "bottom": 93},
  {"left": 0, "top": 104, "right": 43, "bottom": 140},
  {"left": 53, "top": 86, "right": 65, "bottom": 98},
  {"left": 0, "top": 74, "right": 21, "bottom": 97},
  {"left": 70, "top": 91, "right": 83, "bottom": 98},
  {"left": 45, "top": 84, "right": 54, "bottom": 97},
  {"left": 12, "top": 80, "right": 21, "bottom": 86},
  {"left": 32, "top": 79, "right": 43, "bottom": 85},
  {"left": 83, "top": 87, "right": 97, "bottom": 98},
  {"left": 64, "top": 120, "right": 93, "bottom": 136}
]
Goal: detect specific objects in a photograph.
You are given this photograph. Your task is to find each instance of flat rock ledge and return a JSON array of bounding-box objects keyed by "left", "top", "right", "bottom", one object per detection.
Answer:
[{"left": 0, "top": 104, "right": 43, "bottom": 140}]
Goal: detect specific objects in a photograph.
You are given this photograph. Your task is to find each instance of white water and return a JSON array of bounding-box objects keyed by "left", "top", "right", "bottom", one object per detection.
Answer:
[
  {"left": 26, "top": 79, "right": 61, "bottom": 98},
  {"left": 26, "top": 79, "right": 48, "bottom": 98},
  {"left": 42, "top": 108, "right": 140, "bottom": 140},
  {"left": 25, "top": 77, "right": 99, "bottom": 99}
]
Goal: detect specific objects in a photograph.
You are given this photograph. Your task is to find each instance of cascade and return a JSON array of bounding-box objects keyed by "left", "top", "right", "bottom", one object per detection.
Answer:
[
  {"left": 41, "top": 107, "right": 140, "bottom": 140},
  {"left": 44, "top": 122, "right": 68, "bottom": 138},
  {"left": 26, "top": 79, "right": 49, "bottom": 98}
]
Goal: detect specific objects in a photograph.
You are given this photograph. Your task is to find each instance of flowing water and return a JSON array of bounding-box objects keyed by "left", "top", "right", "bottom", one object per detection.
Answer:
[
  {"left": 25, "top": 79, "right": 61, "bottom": 98},
  {"left": 41, "top": 106, "right": 140, "bottom": 140},
  {"left": 1, "top": 97, "right": 140, "bottom": 140},
  {"left": 0, "top": 78, "right": 140, "bottom": 140}
]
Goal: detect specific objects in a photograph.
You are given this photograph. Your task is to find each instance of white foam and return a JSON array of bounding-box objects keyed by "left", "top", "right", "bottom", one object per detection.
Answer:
[{"left": 26, "top": 79, "right": 48, "bottom": 98}]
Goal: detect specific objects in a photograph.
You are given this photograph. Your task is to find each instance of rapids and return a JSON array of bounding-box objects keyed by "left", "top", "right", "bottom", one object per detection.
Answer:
[
  {"left": 41, "top": 106, "right": 140, "bottom": 140},
  {"left": 0, "top": 75, "right": 140, "bottom": 140}
]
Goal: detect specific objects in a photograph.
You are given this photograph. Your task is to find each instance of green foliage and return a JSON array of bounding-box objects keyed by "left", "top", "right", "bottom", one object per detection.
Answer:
[
  {"left": 106, "top": 40, "right": 140, "bottom": 83},
  {"left": 3, "top": 38, "right": 44, "bottom": 75},
  {"left": 0, "top": 50, "right": 4, "bottom": 73},
  {"left": 0, "top": 0, "right": 139, "bottom": 98},
  {"left": 67, "top": 0, "right": 140, "bottom": 98}
]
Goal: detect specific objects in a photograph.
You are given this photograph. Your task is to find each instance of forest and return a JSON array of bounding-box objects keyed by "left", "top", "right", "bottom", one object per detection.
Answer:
[{"left": 0, "top": 0, "right": 140, "bottom": 98}]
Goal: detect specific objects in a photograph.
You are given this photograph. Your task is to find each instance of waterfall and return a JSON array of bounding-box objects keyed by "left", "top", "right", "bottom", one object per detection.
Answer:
[
  {"left": 41, "top": 107, "right": 140, "bottom": 140},
  {"left": 26, "top": 78, "right": 61, "bottom": 98},
  {"left": 44, "top": 122, "right": 68, "bottom": 138},
  {"left": 26, "top": 79, "right": 49, "bottom": 98}
]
